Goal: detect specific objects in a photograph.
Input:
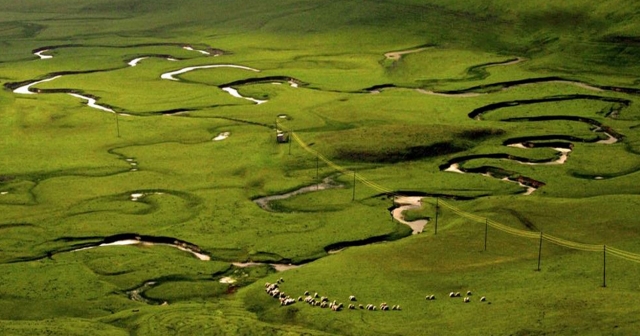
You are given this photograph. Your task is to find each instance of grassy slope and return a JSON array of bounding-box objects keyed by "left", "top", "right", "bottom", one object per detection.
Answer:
[{"left": 2, "top": 0, "right": 640, "bottom": 335}]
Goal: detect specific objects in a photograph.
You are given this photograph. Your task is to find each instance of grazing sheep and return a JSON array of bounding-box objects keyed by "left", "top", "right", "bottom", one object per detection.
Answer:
[
  {"left": 455, "top": 292, "right": 461, "bottom": 297},
  {"left": 321, "top": 296, "right": 328, "bottom": 302},
  {"left": 349, "top": 295, "right": 357, "bottom": 301},
  {"left": 359, "top": 304, "right": 364, "bottom": 309},
  {"left": 467, "top": 291, "right": 472, "bottom": 296},
  {"left": 320, "top": 302, "right": 328, "bottom": 308},
  {"left": 265, "top": 282, "right": 271, "bottom": 288},
  {"left": 396, "top": 305, "right": 401, "bottom": 311},
  {"left": 449, "top": 292, "right": 455, "bottom": 297},
  {"left": 348, "top": 304, "right": 355, "bottom": 310},
  {"left": 314, "top": 292, "right": 319, "bottom": 298},
  {"left": 480, "top": 296, "right": 486, "bottom": 302},
  {"left": 279, "top": 277, "right": 284, "bottom": 283},
  {"left": 463, "top": 297, "right": 470, "bottom": 303},
  {"left": 304, "top": 291, "right": 309, "bottom": 296},
  {"left": 297, "top": 296, "right": 303, "bottom": 301},
  {"left": 430, "top": 295, "right": 435, "bottom": 300}
]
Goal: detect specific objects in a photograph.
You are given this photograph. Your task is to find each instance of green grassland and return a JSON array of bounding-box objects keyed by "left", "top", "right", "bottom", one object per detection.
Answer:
[{"left": 2, "top": 0, "right": 640, "bottom": 335}]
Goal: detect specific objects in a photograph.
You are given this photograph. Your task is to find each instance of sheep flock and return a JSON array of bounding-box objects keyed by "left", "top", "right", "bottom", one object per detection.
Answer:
[
  {"left": 263, "top": 278, "right": 489, "bottom": 312},
  {"left": 264, "top": 278, "right": 401, "bottom": 312}
]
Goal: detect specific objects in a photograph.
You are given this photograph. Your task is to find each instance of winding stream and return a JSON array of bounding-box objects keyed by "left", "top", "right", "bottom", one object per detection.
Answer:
[
  {"left": 391, "top": 196, "right": 429, "bottom": 234},
  {"left": 68, "top": 93, "right": 115, "bottom": 113},
  {"left": 253, "top": 176, "right": 344, "bottom": 211},
  {"left": 34, "top": 50, "right": 53, "bottom": 59},
  {"left": 72, "top": 234, "right": 211, "bottom": 261},
  {"left": 128, "top": 57, "right": 147, "bottom": 67},
  {"left": 221, "top": 87, "right": 267, "bottom": 104},
  {"left": 160, "top": 64, "right": 260, "bottom": 81},
  {"left": 442, "top": 95, "right": 624, "bottom": 194},
  {"left": 13, "top": 75, "right": 61, "bottom": 94}
]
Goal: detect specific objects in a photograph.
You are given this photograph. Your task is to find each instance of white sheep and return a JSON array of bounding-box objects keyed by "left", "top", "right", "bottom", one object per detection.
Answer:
[
  {"left": 348, "top": 304, "right": 355, "bottom": 309},
  {"left": 349, "top": 295, "right": 357, "bottom": 301},
  {"left": 467, "top": 291, "right": 472, "bottom": 296},
  {"left": 463, "top": 297, "right": 470, "bottom": 303},
  {"left": 449, "top": 292, "right": 455, "bottom": 297},
  {"left": 480, "top": 296, "right": 486, "bottom": 302}
]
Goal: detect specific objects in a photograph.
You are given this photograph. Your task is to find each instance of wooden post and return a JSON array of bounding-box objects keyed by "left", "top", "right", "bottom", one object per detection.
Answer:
[
  {"left": 603, "top": 245, "right": 607, "bottom": 288},
  {"left": 537, "top": 232, "right": 543, "bottom": 271},
  {"left": 115, "top": 113, "right": 120, "bottom": 138},
  {"left": 351, "top": 170, "right": 356, "bottom": 201},
  {"left": 484, "top": 219, "right": 488, "bottom": 251},
  {"left": 434, "top": 197, "right": 438, "bottom": 235}
]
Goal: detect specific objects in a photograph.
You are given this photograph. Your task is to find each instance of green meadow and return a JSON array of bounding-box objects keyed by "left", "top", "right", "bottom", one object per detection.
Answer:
[{"left": 2, "top": 0, "right": 640, "bottom": 335}]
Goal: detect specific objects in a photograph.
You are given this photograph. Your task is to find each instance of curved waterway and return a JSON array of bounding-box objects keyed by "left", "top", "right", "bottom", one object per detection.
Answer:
[
  {"left": 221, "top": 87, "right": 267, "bottom": 104},
  {"left": 68, "top": 93, "right": 115, "bottom": 113},
  {"left": 253, "top": 176, "right": 344, "bottom": 211},
  {"left": 34, "top": 50, "right": 53, "bottom": 59},
  {"left": 442, "top": 95, "right": 625, "bottom": 194},
  {"left": 128, "top": 57, "right": 147, "bottom": 67},
  {"left": 13, "top": 75, "right": 61, "bottom": 94},
  {"left": 391, "top": 196, "right": 429, "bottom": 234},
  {"left": 72, "top": 234, "right": 210, "bottom": 261},
  {"left": 384, "top": 46, "right": 431, "bottom": 61},
  {"left": 232, "top": 262, "right": 300, "bottom": 272},
  {"left": 160, "top": 64, "right": 260, "bottom": 81}
]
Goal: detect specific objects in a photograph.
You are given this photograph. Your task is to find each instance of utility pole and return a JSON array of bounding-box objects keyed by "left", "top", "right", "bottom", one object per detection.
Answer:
[
  {"left": 603, "top": 245, "right": 607, "bottom": 288},
  {"left": 484, "top": 219, "right": 488, "bottom": 251},
  {"left": 351, "top": 170, "right": 356, "bottom": 201},
  {"left": 537, "top": 232, "right": 543, "bottom": 271},
  {"left": 115, "top": 113, "right": 120, "bottom": 138},
  {"left": 434, "top": 197, "right": 439, "bottom": 235}
]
